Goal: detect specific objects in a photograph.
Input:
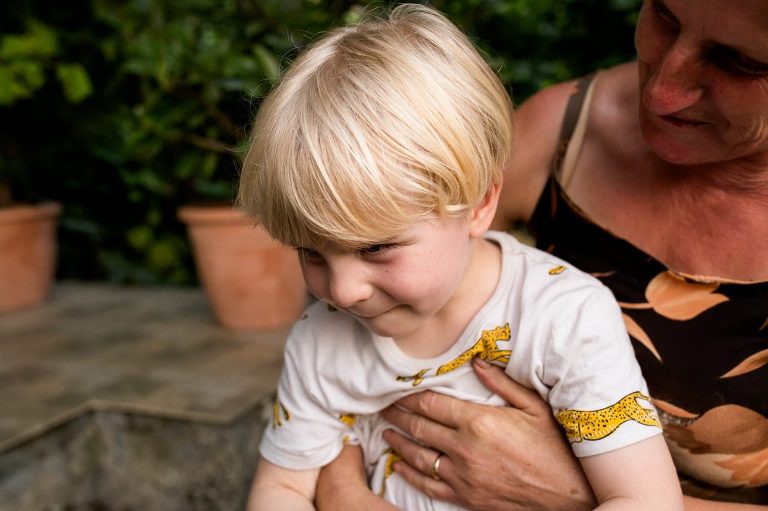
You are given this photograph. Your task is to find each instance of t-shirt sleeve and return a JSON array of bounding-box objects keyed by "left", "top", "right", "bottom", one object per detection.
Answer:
[
  {"left": 258, "top": 315, "right": 352, "bottom": 470},
  {"left": 541, "top": 285, "right": 663, "bottom": 458}
]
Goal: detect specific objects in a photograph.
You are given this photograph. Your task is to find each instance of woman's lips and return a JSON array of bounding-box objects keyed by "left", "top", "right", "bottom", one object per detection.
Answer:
[{"left": 660, "top": 114, "right": 707, "bottom": 127}]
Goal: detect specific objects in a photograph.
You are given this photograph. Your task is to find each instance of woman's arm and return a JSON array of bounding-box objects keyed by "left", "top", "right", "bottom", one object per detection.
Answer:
[{"left": 247, "top": 460, "right": 319, "bottom": 511}]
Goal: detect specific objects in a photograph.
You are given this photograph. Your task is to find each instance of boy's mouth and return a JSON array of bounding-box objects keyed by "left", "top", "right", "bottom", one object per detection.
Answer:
[{"left": 347, "top": 305, "right": 398, "bottom": 319}]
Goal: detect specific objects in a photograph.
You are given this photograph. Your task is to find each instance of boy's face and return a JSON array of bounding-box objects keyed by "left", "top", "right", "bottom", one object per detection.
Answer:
[{"left": 297, "top": 214, "right": 477, "bottom": 341}]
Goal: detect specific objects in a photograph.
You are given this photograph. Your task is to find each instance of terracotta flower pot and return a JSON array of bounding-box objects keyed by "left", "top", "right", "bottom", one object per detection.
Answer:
[
  {"left": 0, "top": 202, "right": 62, "bottom": 311},
  {"left": 178, "top": 205, "right": 307, "bottom": 330}
]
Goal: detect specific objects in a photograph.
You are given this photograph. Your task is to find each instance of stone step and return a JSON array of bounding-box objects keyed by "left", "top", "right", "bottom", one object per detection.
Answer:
[{"left": 0, "top": 283, "right": 290, "bottom": 510}]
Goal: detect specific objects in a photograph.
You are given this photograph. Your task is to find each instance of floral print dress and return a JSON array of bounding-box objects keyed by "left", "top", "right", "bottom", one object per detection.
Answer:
[{"left": 528, "top": 73, "right": 768, "bottom": 503}]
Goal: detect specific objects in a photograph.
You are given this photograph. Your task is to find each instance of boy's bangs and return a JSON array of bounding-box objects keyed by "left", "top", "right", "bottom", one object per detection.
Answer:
[{"left": 267, "top": 154, "right": 427, "bottom": 250}]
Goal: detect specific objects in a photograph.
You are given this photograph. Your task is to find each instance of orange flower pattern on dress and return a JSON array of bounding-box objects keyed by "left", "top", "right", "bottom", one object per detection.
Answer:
[
  {"left": 529, "top": 176, "right": 768, "bottom": 495},
  {"left": 719, "top": 349, "right": 768, "bottom": 379},
  {"left": 622, "top": 313, "right": 662, "bottom": 361},
  {"left": 618, "top": 271, "right": 729, "bottom": 321},
  {"left": 716, "top": 445, "right": 768, "bottom": 488}
]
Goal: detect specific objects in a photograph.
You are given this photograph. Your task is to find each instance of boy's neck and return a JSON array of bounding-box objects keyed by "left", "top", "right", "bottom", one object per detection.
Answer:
[{"left": 394, "top": 236, "right": 502, "bottom": 358}]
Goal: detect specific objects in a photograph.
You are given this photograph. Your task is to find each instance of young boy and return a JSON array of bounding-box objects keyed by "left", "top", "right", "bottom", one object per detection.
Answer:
[{"left": 237, "top": 4, "right": 682, "bottom": 510}]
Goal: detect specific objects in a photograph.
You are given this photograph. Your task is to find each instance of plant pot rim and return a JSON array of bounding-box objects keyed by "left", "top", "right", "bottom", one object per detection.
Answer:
[
  {"left": 177, "top": 204, "right": 257, "bottom": 226},
  {"left": 0, "top": 202, "right": 62, "bottom": 225}
]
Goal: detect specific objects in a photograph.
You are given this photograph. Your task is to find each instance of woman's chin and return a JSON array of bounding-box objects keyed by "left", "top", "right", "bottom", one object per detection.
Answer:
[{"left": 640, "top": 121, "right": 713, "bottom": 166}]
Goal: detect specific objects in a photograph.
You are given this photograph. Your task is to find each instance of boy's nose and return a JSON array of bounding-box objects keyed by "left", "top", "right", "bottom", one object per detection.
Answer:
[
  {"left": 327, "top": 265, "right": 373, "bottom": 309},
  {"left": 643, "top": 43, "right": 704, "bottom": 116}
]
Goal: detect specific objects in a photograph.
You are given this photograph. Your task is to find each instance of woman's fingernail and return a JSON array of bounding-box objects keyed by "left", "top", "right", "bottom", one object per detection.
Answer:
[{"left": 473, "top": 357, "right": 490, "bottom": 369}]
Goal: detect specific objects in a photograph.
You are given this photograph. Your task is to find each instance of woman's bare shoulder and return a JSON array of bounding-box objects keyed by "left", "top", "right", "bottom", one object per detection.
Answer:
[
  {"left": 495, "top": 62, "right": 640, "bottom": 228},
  {"left": 494, "top": 80, "right": 580, "bottom": 227},
  {"left": 589, "top": 63, "right": 641, "bottom": 150}
]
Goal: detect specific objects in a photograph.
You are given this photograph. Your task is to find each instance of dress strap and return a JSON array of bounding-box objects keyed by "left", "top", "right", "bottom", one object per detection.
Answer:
[{"left": 552, "top": 72, "right": 599, "bottom": 190}]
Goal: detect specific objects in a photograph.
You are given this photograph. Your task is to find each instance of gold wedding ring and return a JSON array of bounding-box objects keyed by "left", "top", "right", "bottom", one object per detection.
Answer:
[{"left": 431, "top": 453, "right": 443, "bottom": 480}]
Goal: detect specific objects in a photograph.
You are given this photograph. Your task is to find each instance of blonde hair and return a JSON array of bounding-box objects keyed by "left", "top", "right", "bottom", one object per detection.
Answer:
[{"left": 237, "top": 3, "right": 513, "bottom": 248}]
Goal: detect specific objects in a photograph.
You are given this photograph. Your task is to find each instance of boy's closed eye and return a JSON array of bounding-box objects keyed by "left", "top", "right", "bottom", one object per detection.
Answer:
[
  {"left": 295, "top": 243, "right": 400, "bottom": 260},
  {"left": 360, "top": 243, "right": 397, "bottom": 254}
]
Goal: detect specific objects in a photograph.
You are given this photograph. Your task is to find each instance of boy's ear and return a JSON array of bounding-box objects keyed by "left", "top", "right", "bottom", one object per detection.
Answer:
[{"left": 468, "top": 179, "right": 502, "bottom": 237}]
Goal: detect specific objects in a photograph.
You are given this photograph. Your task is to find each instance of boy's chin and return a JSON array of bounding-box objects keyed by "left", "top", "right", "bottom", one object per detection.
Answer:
[{"left": 356, "top": 314, "right": 417, "bottom": 340}]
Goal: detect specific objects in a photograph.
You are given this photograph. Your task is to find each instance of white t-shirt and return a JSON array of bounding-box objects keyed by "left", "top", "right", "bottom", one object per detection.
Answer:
[{"left": 260, "top": 231, "right": 661, "bottom": 509}]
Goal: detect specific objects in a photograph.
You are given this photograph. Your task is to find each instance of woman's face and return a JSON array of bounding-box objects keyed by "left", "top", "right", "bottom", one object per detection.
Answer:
[{"left": 635, "top": 0, "right": 768, "bottom": 166}]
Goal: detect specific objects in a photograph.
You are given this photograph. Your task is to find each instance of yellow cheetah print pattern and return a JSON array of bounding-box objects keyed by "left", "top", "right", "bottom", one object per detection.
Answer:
[
  {"left": 339, "top": 413, "right": 356, "bottom": 427},
  {"left": 437, "top": 324, "right": 511, "bottom": 374},
  {"left": 395, "top": 324, "right": 511, "bottom": 386},
  {"left": 395, "top": 369, "right": 430, "bottom": 387},
  {"left": 556, "top": 391, "right": 661, "bottom": 443},
  {"left": 272, "top": 393, "right": 291, "bottom": 428},
  {"left": 378, "top": 449, "right": 402, "bottom": 497}
]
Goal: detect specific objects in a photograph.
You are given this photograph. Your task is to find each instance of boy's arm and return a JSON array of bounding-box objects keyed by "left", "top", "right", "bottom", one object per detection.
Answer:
[
  {"left": 580, "top": 435, "right": 683, "bottom": 510},
  {"left": 316, "top": 444, "right": 400, "bottom": 511},
  {"left": 247, "top": 459, "right": 320, "bottom": 511}
]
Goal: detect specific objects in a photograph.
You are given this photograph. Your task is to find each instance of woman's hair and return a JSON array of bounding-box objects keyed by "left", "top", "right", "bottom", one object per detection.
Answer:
[{"left": 237, "top": 3, "right": 513, "bottom": 249}]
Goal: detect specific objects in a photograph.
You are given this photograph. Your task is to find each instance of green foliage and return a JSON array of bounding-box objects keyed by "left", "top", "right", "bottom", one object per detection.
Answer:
[{"left": 0, "top": 0, "right": 641, "bottom": 285}]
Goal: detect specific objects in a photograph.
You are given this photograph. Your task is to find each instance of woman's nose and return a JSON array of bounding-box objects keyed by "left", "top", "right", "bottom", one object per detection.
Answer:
[{"left": 643, "top": 43, "right": 704, "bottom": 115}]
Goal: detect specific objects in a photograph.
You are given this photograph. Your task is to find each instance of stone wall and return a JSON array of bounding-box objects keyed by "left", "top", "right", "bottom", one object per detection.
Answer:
[{"left": 0, "top": 397, "right": 271, "bottom": 511}]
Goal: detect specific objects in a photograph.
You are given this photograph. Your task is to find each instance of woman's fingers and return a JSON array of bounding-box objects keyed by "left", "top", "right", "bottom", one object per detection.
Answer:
[
  {"left": 382, "top": 429, "right": 460, "bottom": 503},
  {"left": 390, "top": 389, "right": 469, "bottom": 428},
  {"left": 381, "top": 395, "right": 461, "bottom": 452},
  {"left": 382, "top": 429, "right": 441, "bottom": 476},
  {"left": 379, "top": 360, "right": 596, "bottom": 510},
  {"left": 472, "top": 358, "right": 550, "bottom": 413},
  {"left": 389, "top": 447, "right": 459, "bottom": 503}
]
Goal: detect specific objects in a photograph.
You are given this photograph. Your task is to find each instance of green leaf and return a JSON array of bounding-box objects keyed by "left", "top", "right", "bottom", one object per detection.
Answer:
[
  {"left": 127, "top": 225, "right": 153, "bottom": 250},
  {"left": 147, "top": 239, "right": 179, "bottom": 271},
  {"left": 0, "top": 21, "right": 59, "bottom": 60},
  {"left": 55, "top": 63, "right": 94, "bottom": 103},
  {"left": 0, "top": 61, "right": 46, "bottom": 105},
  {"left": 253, "top": 44, "right": 280, "bottom": 82}
]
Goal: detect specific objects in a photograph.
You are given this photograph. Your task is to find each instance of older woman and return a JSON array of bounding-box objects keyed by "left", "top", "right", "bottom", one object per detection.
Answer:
[{"left": 315, "top": 0, "right": 768, "bottom": 509}]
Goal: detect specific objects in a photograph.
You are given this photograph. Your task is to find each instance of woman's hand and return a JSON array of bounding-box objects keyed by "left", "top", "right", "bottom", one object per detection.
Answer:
[
  {"left": 381, "top": 358, "right": 596, "bottom": 511},
  {"left": 315, "top": 443, "right": 399, "bottom": 511}
]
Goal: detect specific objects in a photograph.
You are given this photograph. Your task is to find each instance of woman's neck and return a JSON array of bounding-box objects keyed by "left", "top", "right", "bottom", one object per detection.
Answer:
[
  {"left": 642, "top": 155, "right": 768, "bottom": 281},
  {"left": 661, "top": 154, "right": 768, "bottom": 202}
]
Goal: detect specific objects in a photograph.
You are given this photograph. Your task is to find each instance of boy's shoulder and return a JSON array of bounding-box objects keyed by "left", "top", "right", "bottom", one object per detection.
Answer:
[
  {"left": 487, "top": 230, "right": 614, "bottom": 309},
  {"left": 489, "top": 231, "right": 604, "bottom": 285}
]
